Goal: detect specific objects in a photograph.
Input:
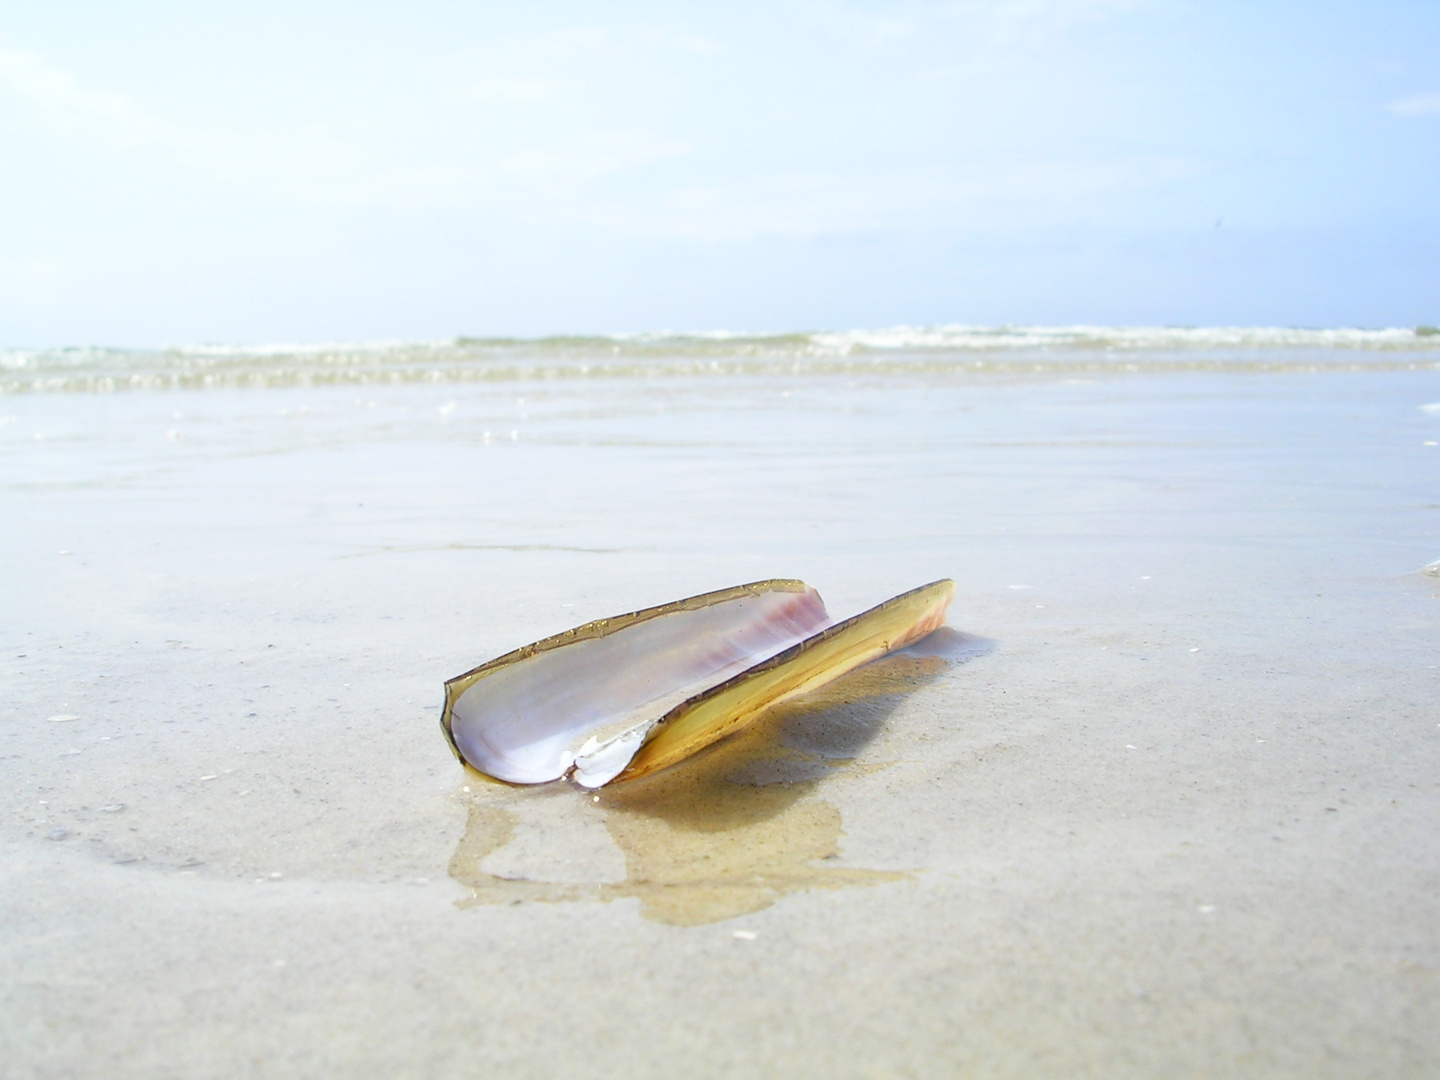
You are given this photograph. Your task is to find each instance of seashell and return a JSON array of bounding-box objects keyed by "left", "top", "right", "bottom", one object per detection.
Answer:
[{"left": 440, "top": 578, "right": 955, "bottom": 788}]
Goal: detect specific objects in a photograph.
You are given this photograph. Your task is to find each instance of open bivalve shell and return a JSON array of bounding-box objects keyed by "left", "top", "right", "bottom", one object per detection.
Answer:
[{"left": 440, "top": 578, "right": 956, "bottom": 788}]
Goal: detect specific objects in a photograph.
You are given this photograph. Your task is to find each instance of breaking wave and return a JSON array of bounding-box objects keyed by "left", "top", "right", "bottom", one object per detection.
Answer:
[{"left": 3, "top": 325, "right": 1438, "bottom": 394}]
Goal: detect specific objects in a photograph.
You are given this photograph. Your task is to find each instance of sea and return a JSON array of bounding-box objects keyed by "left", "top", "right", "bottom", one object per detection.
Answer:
[{"left": 4, "top": 324, "right": 1437, "bottom": 394}]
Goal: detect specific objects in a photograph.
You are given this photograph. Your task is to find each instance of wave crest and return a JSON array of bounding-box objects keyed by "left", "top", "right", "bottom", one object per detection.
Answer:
[{"left": 4, "top": 325, "right": 1437, "bottom": 394}]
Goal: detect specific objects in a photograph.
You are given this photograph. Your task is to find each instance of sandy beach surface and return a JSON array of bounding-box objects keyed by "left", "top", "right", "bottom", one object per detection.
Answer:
[{"left": 3, "top": 344, "right": 1438, "bottom": 1077}]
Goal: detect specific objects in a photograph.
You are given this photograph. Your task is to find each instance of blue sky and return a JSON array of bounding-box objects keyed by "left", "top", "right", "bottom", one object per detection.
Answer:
[{"left": 1, "top": 1, "right": 1437, "bottom": 344}]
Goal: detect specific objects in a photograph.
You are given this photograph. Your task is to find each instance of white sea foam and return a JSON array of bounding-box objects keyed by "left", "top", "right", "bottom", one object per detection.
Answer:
[{"left": 811, "top": 324, "right": 1434, "bottom": 353}]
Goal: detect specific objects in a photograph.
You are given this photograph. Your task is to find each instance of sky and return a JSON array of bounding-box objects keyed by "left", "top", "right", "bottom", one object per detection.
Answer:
[{"left": 1, "top": 1, "right": 1437, "bottom": 345}]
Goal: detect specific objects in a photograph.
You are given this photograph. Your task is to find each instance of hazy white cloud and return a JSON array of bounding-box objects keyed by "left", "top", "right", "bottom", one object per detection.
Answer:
[
  {"left": 812, "top": 5, "right": 917, "bottom": 45},
  {"left": 958, "top": 0, "right": 1155, "bottom": 31},
  {"left": 910, "top": 0, "right": 1156, "bottom": 78},
  {"left": 631, "top": 27, "right": 728, "bottom": 54},
  {"left": 562, "top": 153, "right": 1195, "bottom": 242},
  {"left": 1385, "top": 92, "right": 1440, "bottom": 116},
  {"left": 0, "top": 49, "right": 181, "bottom": 147},
  {"left": 492, "top": 130, "right": 693, "bottom": 209},
  {"left": 1005, "top": 155, "right": 1194, "bottom": 199},
  {"left": 0, "top": 253, "right": 68, "bottom": 307},
  {"left": 0, "top": 58, "right": 375, "bottom": 204},
  {"left": 463, "top": 77, "right": 564, "bottom": 104},
  {"left": 452, "top": 25, "right": 722, "bottom": 107},
  {"left": 0, "top": 46, "right": 688, "bottom": 211},
  {"left": 465, "top": 23, "right": 725, "bottom": 67},
  {"left": 942, "top": 0, "right": 1158, "bottom": 58}
]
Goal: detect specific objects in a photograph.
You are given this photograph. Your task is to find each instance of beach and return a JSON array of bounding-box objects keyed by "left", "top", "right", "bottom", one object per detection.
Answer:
[{"left": 3, "top": 330, "right": 1439, "bottom": 1077}]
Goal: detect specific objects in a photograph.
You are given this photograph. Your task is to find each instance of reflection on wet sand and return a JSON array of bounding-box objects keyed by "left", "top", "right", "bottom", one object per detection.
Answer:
[{"left": 450, "top": 649, "right": 976, "bottom": 925}]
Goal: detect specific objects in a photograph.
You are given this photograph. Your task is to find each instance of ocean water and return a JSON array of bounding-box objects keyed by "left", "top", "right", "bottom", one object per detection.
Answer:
[
  {"left": 4, "top": 324, "right": 1437, "bottom": 394},
  {"left": 3, "top": 327, "right": 1439, "bottom": 1077}
]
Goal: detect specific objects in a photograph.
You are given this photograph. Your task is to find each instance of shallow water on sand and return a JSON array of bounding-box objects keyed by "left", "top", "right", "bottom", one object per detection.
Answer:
[
  {"left": 449, "top": 653, "right": 967, "bottom": 926},
  {"left": 2, "top": 357, "right": 1439, "bottom": 1076}
]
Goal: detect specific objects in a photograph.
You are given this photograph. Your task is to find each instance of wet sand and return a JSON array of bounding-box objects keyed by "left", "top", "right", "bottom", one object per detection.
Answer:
[{"left": 3, "top": 358, "right": 1439, "bottom": 1076}]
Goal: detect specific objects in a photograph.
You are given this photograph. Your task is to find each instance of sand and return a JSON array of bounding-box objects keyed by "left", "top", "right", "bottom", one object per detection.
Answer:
[{"left": 2, "top": 356, "right": 1438, "bottom": 1077}]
